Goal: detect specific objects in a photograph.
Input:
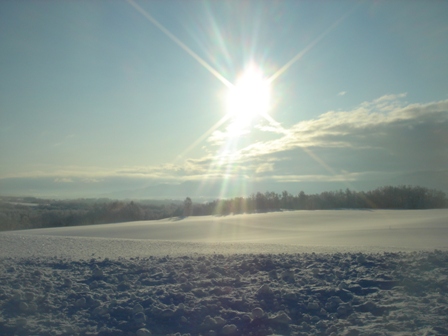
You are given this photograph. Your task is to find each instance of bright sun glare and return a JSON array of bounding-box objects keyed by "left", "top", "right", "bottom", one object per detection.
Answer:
[{"left": 226, "top": 65, "right": 270, "bottom": 131}]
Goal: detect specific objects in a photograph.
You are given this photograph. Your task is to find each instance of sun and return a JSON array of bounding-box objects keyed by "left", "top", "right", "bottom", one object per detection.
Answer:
[{"left": 226, "top": 64, "right": 271, "bottom": 130}]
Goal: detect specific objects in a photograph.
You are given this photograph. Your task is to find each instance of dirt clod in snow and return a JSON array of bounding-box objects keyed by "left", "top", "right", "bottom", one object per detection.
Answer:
[{"left": 0, "top": 251, "right": 447, "bottom": 335}]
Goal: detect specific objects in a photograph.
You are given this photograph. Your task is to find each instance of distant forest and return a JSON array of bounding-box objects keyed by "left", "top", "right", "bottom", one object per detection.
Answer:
[{"left": 0, "top": 185, "right": 446, "bottom": 232}]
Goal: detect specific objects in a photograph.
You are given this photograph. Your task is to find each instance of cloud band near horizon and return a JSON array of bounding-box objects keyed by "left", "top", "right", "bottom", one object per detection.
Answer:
[{"left": 1, "top": 94, "right": 447, "bottom": 197}]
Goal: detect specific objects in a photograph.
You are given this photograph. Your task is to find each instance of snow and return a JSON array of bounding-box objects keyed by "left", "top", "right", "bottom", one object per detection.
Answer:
[
  {"left": 1, "top": 210, "right": 447, "bottom": 259},
  {"left": 1, "top": 210, "right": 448, "bottom": 335}
]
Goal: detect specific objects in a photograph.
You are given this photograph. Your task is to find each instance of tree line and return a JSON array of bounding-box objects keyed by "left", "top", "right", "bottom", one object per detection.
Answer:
[
  {"left": 0, "top": 198, "right": 183, "bottom": 232},
  {"left": 192, "top": 185, "right": 447, "bottom": 216},
  {"left": 0, "top": 185, "right": 446, "bottom": 231}
]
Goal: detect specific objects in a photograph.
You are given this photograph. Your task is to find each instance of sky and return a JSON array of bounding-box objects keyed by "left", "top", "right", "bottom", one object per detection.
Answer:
[{"left": 1, "top": 0, "right": 447, "bottom": 199}]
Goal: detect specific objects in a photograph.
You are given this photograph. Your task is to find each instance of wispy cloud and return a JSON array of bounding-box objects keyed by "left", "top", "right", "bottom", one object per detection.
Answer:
[
  {"left": 196, "top": 94, "right": 448, "bottom": 185},
  {"left": 3, "top": 94, "right": 447, "bottom": 193},
  {"left": 81, "top": 178, "right": 102, "bottom": 183},
  {"left": 54, "top": 177, "right": 74, "bottom": 183},
  {"left": 255, "top": 162, "right": 275, "bottom": 174},
  {"left": 337, "top": 91, "right": 347, "bottom": 96},
  {"left": 270, "top": 170, "right": 402, "bottom": 183},
  {"left": 230, "top": 94, "right": 447, "bottom": 156}
]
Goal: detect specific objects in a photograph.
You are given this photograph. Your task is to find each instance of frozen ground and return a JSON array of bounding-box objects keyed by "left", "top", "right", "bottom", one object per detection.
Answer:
[{"left": 1, "top": 210, "right": 448, "bottom": 335}]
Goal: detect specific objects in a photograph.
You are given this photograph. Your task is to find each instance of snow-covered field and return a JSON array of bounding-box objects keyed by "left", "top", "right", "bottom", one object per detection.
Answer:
[
  {"left": 2, "top": 210, "right": 448, "bottom": 259},
  {"left": 1, "top": 210, "right": 448, "bottom": 335}
]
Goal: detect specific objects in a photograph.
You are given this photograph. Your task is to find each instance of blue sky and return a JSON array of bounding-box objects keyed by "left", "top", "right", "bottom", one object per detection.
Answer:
[{"left": 1, "top": 0, "right": 447, "bottom": 199}]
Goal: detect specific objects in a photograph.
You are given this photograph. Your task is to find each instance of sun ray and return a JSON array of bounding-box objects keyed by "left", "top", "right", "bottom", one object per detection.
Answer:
[
  {"left": 126, "top": 0, "right": 233, "bottom": 88},
  {"left": 302, "top": 146, "right": 338, "bottom": 177},
  {"left": 261, "top": 113, "right": 288, "bottom": 134},
  {"left": 268, "top": 4, "right": 359, "bottom": 84},
  {"left": 175, "top": 115, "right": 231, "bottom": 162},
  {"left": 203, "top": 2, "right": 234, "bottom": 72}
]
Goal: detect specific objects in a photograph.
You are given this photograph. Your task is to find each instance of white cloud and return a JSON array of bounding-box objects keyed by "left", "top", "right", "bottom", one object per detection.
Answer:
[
  {"left": 337, "top": 91, "right": 347, "bottom": 96},
  {"left": 54, "top": 177, "right": 73, "bottom": 183},
  {"left": 207, "top": 130, "right": 227, "bottom": 146},
  {"left": 255, "top": 162, "right": 274, "bottom": 174}
]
